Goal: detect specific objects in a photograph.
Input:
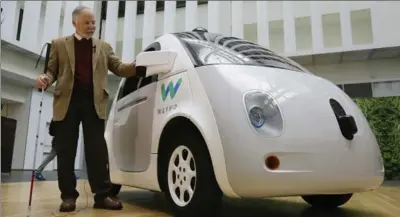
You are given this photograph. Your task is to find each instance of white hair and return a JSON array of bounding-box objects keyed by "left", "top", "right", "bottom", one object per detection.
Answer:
[{"left": 72, "top": 5, "right": 91, "bottom": 21}]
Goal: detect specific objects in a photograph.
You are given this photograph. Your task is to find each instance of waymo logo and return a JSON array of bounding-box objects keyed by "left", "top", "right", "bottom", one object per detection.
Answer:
[{"left": 161, "top": 78, "right": 182, "bottom": 102}]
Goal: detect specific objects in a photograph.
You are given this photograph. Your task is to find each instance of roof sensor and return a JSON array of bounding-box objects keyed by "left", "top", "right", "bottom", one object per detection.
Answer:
[{"left": 192, "top": 27, "right": 208, "bottom": 33}]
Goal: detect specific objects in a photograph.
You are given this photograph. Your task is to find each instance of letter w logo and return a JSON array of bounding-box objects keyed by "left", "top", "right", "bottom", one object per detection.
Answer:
[{"left": 161, "top": 78, "right": 182, "bottom": 102}]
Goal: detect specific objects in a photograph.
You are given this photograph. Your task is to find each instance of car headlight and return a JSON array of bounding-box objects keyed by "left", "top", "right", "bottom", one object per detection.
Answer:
[{"left": 243, "top": 90, "right": 284, "bottom": 137}]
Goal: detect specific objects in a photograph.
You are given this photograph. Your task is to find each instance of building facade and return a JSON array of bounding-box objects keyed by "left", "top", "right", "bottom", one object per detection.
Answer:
[{"left": 1, "top": 1, "right": 400, "bottom": 172}]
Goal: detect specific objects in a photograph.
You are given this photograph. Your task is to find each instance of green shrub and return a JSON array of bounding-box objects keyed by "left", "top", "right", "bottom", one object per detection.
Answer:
[{"left": 354, "top": 97, "right": 400, "bottom": 180}]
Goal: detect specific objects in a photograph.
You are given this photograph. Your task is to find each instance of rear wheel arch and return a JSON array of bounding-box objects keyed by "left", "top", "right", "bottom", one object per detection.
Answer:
[{"left": 157, "top": 116, "right": 216, "bottom": 192}]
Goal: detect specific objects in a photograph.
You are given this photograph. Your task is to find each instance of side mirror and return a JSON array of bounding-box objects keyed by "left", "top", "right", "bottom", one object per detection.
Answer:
[{"left": 135, "top": 50, "right": 177, "bottom": 78}]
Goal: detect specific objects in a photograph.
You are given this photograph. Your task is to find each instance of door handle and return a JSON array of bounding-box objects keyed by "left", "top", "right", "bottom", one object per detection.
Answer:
[{"left": 118, "top": 96, "right": 148, "bottom": 112}]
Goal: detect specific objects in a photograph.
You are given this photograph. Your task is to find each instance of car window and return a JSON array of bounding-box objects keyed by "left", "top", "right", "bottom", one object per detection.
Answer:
[
  {"left": 117, "top": 76, "right": 139, "bottom": 101},
  {"left": 116, "top": 42, "right": 161, "bottom": 101},
  {"left": 173, "top": 31, "right": 308, "bottom": 73}
]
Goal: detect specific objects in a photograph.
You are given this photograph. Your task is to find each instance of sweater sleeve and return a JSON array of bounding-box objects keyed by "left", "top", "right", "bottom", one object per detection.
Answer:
[{"left": 105, "top": 42, "right": 137, "bottom": 77}]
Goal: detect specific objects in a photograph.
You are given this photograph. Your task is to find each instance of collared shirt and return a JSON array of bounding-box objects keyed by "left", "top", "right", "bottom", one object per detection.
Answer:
[{"left": 74, "top": 32, "right": 92, "bottom": 41}]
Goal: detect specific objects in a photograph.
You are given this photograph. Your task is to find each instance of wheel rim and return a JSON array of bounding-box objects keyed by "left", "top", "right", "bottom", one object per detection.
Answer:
[{"left": 167, "top": 145, "right": 197, "bottom": 207}]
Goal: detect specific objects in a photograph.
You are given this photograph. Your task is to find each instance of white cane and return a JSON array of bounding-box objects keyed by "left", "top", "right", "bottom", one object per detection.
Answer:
[
  {"left": 28, "top": 41, "right": 51, "bottom": 211},
  {"left": 28, "top": 87, "right": 45, "bottom": 209}
]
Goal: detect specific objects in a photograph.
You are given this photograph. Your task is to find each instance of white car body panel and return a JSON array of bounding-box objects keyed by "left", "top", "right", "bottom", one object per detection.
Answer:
[
  {"left": 195, "top": 64, "right": 384, "bottom": 198},
  {"left": 105, "top": 32, "right": 384, "bottom": 199}
]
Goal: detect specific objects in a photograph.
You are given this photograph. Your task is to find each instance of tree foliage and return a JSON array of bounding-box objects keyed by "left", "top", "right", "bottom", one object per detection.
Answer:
[{"left": 354, "top": 97, "right": 400, "bottom": 180}]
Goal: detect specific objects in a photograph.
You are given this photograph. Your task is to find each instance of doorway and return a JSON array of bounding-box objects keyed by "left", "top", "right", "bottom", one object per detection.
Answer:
[{"left": 1, "top": 116, "right": 17, "bottom": 174}]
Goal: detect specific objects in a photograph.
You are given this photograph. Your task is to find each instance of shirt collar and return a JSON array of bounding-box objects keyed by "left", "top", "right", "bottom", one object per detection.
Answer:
[{"left": 74, "top": 33, "right": 92, "bottom": 41}]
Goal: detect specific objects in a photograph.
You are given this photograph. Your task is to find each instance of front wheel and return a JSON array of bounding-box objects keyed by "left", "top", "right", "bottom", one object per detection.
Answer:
[
  {"left": 302, "top": 193, "right": 353, "bottom": 208},
  {"left": 161, "top": 130, "right": 223, "bottom": 217}
]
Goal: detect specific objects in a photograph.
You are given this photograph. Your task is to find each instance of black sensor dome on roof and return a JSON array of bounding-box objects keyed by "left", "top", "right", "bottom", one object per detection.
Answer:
[{"left": 192, "top": 27, "right": 208, "bottom": 33}]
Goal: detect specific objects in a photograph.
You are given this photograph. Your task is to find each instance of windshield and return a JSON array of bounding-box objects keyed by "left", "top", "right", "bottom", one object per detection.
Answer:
[{"left": 173, "top": 31, "right": 308, "bottom": 73}]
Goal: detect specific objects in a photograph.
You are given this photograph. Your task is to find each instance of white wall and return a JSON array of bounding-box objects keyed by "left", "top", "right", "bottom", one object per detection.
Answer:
[
  {"left": 1, "top": 82, "right": 32, "bottom": 170},
  {"left": 3, "top": 1, "right": 400, "bottom": 58},
  {"left": 111, "top": 1, "right": 376, "bottom": 40},
  {"left": 1, "top": 81, "right": 30, "bottom": 104},
  {"left": 1, "top": 47, "right": 40, "bottom": 83},
  {"left": 373, "top": 81, "right": 400, "bottom": 97},
  {"left": 105, "top": 1, "right": 400, "bottom": 57},
  {"left": 241, "top": 9, "right": 374, "bottom": 54},
  {"left": 306, "top": 57, "right": 400, "bottom": 84}
]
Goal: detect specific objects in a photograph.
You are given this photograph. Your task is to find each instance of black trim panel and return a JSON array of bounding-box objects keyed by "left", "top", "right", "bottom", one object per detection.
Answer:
[
  {"left": 329, "top": 98, "right": 358, "bottom": 140},
  {"left": 118, "top": 96, "right": 148, "bottom": 112},
  {"left": 136, "top": 66, "right": 147, "bottom": 78}
]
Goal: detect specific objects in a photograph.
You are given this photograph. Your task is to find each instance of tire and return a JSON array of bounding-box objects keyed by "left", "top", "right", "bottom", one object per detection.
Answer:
[
  {"left": 110, "top": 183, "right": 122, "bottom": 196},
  {"left": 161, "top": 129, "right": 223, "bottom": 217},
  {"left": 302, "top": 193, "right": 353, "bottom": 208}
]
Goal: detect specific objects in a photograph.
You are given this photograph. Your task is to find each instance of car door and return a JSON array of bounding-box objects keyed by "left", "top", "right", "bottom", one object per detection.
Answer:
[
  {"left": 112, "top": 76, "right": 141, "bottom": 172},
  {"left": 112, "top": 42, "right": 161, "bottom": 173}
]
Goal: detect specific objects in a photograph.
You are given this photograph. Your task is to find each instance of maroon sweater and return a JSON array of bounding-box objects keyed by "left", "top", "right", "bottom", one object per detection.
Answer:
[{"left": 74, "top": 37, "right": 93, "bottom": 93}]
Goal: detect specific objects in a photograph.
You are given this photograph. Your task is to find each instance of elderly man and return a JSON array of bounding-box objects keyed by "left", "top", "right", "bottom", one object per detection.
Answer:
[{"left": 35, "top": 6, "right": 136, "bottom": 212}]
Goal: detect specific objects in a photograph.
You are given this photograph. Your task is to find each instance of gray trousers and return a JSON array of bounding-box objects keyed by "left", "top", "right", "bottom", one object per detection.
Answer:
[{"left": 36, "top": 147, "right": 57, "bottom": 173}]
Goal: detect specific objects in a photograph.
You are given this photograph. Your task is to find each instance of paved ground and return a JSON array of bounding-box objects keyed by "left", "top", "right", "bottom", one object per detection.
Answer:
[
  {"left": 1, "top": 170, "right": 88, "bottom": 183},
  {"left": 2, "top": 170, "right": 400, "bottom": 186},
  {"left": 2, "top": 171, "right": 400, "bottom": 217}
]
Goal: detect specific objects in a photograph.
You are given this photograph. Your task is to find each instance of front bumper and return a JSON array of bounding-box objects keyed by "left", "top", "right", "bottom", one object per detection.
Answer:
[
  {"left": 219, "top": 132, "right": 384, "bottom": 198},
  {"left": 216, "top": 111, "right": 384, "bottom": 198}
]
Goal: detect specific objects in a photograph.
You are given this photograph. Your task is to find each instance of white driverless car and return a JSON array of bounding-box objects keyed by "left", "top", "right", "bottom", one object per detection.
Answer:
[{"left": 105, "top": 28, "right": 384, "bottom": 216}]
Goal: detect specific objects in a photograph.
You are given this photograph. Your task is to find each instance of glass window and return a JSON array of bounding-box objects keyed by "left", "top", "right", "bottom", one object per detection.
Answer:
[
  {"left": 372, "top": 80, "right": 400, "bottom": 97},
  {"left": 117, "top": 76, "right": 140, "bottom": 101},
  {"left": 173, "top": 32, "right": 308, "bottom": 73},
  {"left": 343, "top": 83, "right": 373, "bottom": 98}
]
